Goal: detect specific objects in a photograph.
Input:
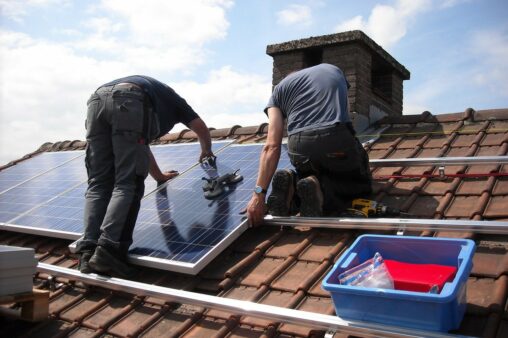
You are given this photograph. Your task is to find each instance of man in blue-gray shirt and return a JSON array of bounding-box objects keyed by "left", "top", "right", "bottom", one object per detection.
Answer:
[
  {"left": 247, "top": 64, "right": 371, "bottom": 225},
  {"left": 76, "top": 76, "right": 214, "bottom": 277}
]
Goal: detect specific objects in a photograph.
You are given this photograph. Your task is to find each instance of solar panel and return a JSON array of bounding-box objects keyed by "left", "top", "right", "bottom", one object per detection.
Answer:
[
  {"left": 127, "top": 143, "right": 292, "bottom": 274},
  {"left": 0, "top": 154, "right": 87, "bottom": 224},
  {"left": 0, "top": 151, "right": 83, "bottom": 195},
  {"left": 1, "top": 141, "right": 232, "bottom": 238},
  {"left": 144, "top": 141, "right": 231, "bottom": 196}
]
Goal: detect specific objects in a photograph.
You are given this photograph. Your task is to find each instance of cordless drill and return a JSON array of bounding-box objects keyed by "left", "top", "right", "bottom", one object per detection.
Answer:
[{"left": 345, "top": 198, "right": 412, "bottom": 218}]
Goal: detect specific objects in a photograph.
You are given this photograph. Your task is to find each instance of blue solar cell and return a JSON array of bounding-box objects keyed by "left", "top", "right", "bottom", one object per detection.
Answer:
[
  {"left": 0, "top": 151, "right": 83, "bottom": 194},
  {"left": 144, "top": 141, "right": 231, "bottom": 195},
  {"left": 0, "top": 155, "right": 87, "bottom": 223},
  {"left": 129, "top": 143, "right": 292, "bottom": 273}
]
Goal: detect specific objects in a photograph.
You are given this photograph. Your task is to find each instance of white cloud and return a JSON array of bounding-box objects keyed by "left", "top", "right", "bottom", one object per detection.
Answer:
[
  {"left": 470, "top": 29, "right": 508, "bottom": 95},
  {"left": 173, "top": 66, "right": 271, "bottom": 128},
  {"left": 334, "top": 0, "right": 432, "bottom": 49},
  {"left": 277, "top": 4, "right": 313, "bottom": 27},
  {"left": 0, "top": 1, "right": 238, "bottom": 165},
  {"left": 0, "top": 0, "right": 69, "bottom": 21},
  {"left": 0, "top": 30, "right": 128, "bottom": 164},
  {"left": 440, "top": 0, "right": 470, "bottom": 9}
]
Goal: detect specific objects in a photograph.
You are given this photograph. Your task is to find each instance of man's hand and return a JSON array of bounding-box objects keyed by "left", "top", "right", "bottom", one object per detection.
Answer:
[
  {"left": 199, "top": 150, "right": 215, "bottom": 164},
  {"left": 247, "top": 193, "right": 267, "bottom": 227},
  {"left": 155, "top": 170, "right": 179, "bottom": 184}
]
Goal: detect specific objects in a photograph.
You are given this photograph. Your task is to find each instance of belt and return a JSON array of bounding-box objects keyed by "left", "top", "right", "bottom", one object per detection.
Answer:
[
  {"left": 295, "top": 123, "right": 346, "bottom": 136},
  {"left": 114, "top": 82, "right": 143, "bottom": 92},
  {"left": 96, "top": 82, "right": 144, "bottom": 93}
]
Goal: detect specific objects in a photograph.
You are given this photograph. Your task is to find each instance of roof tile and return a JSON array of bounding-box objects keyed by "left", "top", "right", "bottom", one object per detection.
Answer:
[
  {"left": 82, "top": 295, "right": 137, "bottom": 330},
  {"left": 493, "top": 178, "right": 508, "bottom": 196},
  {"left": 60, "top": 290, "right": 111, "bottom": 323},
  {"left": 484, "top": 196, "right": 508, "bottom": 218},
  {"left": 444, "top": 196, "right": 480, "bottom": 218},
  {"left": 278, "top": 296, "right": 334, "bottom": 337},
  {"left": 422, "top": 178, "right": 457, "bottom": 195},
  {"left": 240, "top": 290, "right": 301, "bottom": 327},
  {"left": 456, "top": 178, "right": 491, "bottom": 195},
  {"left": 472, "top": 245, "right": 508, "bottom": 278},
  {"left": 182, "top": 316, "right": 232, "bottom": 338},
  {"left": 236, "top": 257, "right": 287, "bottom": 288},
  {"left": 265, "top": 231, "right": 313, "bottom": 258},
  {"left": 467, "top": 276, "right": 508, "bottom": 315},
  {"left": 298, "top": 231, "right": 350, "bottom": 262},
  {"left": 271, "top": 260, "right": 322, "bottom": 292},
  {"left": 473, "top": 109, "right": 508, "bottom": 121},
  {"left": 107, "top": 302, "right": 162, "bottom": 337},
  {"left": 407, "top": 195, "right": 443, "bottom": 218},
  {"left": 139, "top": 305, "right": 201, "bottom": 338},
  {"left": 205, "top": 285, "right": 259, "bottom": 320},
  {"left": 390, "top": 178, "right": 423, "bottom": 195}
]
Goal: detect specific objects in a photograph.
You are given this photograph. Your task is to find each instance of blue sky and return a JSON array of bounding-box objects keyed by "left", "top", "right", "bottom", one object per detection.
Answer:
[{"left": 0, "top": 0, "right": 507, "bottom": 165}]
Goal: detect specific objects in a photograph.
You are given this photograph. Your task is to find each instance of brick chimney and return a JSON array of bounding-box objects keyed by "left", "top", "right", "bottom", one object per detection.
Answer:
[{"left": 266, "top": 30, "right": 410, "bottom": 125}]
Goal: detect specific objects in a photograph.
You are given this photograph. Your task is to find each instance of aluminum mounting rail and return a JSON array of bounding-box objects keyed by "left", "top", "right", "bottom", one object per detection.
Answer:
[
  {"left": 37, "top": 263, "right": 469, "bottom": 338},
  {"left": 369, "top": 155, "right": 508, "bottom": 167},
  {"left": 263, "top": 216, "right": 508, "bottom": 234}
]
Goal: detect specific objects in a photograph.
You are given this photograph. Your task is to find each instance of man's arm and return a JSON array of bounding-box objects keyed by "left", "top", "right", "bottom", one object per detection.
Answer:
[
  {"left": 246, "top": 107, "right": 284, "bottom": 226},
  {"left": 188, "top": 117, "right": 214, "bottom": 162},
  {"left": 148, "top": 148, "right": 179, "bottom": 183}
]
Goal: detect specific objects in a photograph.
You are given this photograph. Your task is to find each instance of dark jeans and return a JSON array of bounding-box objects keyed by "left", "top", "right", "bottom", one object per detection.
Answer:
[
  {"left": 288, "top": 123, "right": 372, "bottom": 214},
  {"left": 76, "top": 84, "right": 152, "bottom": 257}
]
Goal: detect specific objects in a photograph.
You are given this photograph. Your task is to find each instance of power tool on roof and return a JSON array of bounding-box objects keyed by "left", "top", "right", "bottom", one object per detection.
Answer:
[{"left": 343, "top": 198, "right": 413, "bottom": 218}]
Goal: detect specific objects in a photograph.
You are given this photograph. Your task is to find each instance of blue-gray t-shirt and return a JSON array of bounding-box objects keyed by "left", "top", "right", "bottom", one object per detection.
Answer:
[
  {"left": 101, "top": 75, "right": 199, "bottom": 139},
  {"left": 265, "top": 63, "right": 350, "bottom": 135}
]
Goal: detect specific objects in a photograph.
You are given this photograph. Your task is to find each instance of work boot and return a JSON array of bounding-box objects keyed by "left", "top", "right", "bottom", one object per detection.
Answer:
[
  {"left": 297, "top": 175, "right": 323, "bottom": 217},
  {"left": 88, "top": 246, "right": 137, "bottom": 279},
  {"left": 78, "top": 250, "right": 94, "bottom": 274},
  {"left": 267, "top": 169, "right": 295, "bottom": 216}
]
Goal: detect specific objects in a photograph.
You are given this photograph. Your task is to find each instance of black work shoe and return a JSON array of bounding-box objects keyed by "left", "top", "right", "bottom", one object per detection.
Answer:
[
  {"left": 88, "top": 246, "right": 137, "bottom": 279},
  {"left": 267, "top": 169, "right": 295, "bottom": 216},
  {"left": 297, "top": 175, "right": 323, "bottom": 217},
  {"left": 78, "top": 251, "right": 94, "bottom": 274}
]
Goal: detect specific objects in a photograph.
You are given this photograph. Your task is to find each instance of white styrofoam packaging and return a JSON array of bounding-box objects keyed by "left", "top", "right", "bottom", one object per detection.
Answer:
[{"left": 0, "top": 245, "right": 37, "bottom": 296}]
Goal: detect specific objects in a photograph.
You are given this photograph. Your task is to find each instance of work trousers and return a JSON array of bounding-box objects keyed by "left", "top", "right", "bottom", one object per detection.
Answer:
[
  {"left": 76, "top": 84, "right": 152, "bottom": 257},
  {"left": 287, "top": 123, "right": 372, "bottom": 214}
]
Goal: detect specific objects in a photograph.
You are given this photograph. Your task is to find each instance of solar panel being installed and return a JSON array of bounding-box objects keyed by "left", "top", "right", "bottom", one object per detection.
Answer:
[
  {"left": 0, "top": 151, "right": 83, "bottom": 195},
  {"left": 128, "top": 143, "right": 292, "bottom": 274},
  {"left": 0, "top": 141, "right": 231, "bottom": 238}
]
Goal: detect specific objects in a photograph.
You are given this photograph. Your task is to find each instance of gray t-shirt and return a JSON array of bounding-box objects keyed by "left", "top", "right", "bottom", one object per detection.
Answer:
[{"left": 265, "top": 63, "right": 350, "bottom": 135}]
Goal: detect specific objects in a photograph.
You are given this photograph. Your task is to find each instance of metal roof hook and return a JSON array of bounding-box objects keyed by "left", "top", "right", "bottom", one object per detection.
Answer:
[
  {"left": 324, "top": 329, "right": 336, "bottom": 338},
  {"left": 438, "top": 166, "right": 446, "bottom": 180}
]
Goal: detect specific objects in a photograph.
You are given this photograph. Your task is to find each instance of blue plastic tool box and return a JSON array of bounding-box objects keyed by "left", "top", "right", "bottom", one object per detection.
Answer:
[{"left": 322, "top": 235, "right": 475, "bottom": 332}]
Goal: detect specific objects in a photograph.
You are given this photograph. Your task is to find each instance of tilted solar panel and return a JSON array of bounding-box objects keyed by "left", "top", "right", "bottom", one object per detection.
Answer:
[
  {"left": 0, "top": 151, "right": 83, "bottom": 195},
  {"left": 1, "top": 141, "right": 231, "bottom": 238},
  {"left": 128, "top": 143, "right": 292, "bottom": 274}
]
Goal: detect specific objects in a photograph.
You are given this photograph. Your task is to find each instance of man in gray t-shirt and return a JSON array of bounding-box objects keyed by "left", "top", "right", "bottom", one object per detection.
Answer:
[
  {"left": 247, "top": 64, "right": 372, "bottom": 226},
  {"left": 266, "top": 63, "right": 350, "bottom": 134}
]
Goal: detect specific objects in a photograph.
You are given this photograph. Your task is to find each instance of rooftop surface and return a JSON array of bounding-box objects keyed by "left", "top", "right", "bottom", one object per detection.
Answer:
[{"left": 1, "top": 108, "right": 508, "bottom": 337}]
